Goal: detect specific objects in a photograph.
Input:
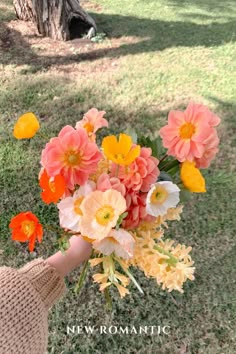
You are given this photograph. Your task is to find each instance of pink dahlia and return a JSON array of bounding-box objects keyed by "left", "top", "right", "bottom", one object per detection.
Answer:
[
  {"left": 96, "top": 173, "right": 126, "bottom": 197},
  {"left": 195, "top": 130, "right": 220, "bottom": 168},
  {"left": 159, "top": 103, "right": 220, "bottom": 163},
  {"left": 41, "top": 126, "right": 102, "bottom": 190},
  {"left": 111, "top": 147, "right": 159, "bottom": 193},
  {"left": 123, "top": 191, "right": 154, "bottom": 229}
]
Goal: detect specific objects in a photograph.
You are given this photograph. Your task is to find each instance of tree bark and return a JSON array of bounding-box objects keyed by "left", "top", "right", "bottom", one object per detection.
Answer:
[
  {"left": 13, "top": 0, "right": 34, "bottom": 21},
  {"left": 13, "top": 0, "right": 97, "bottom": 41}
]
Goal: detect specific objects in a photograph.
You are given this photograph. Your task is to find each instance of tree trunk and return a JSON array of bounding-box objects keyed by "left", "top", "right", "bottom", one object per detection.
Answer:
[
  {"left": 13, "top": 0, "right": 34, "bottom": 21},
  {"left": 13, "top": 0, "right": 97, "bottom": 41}
]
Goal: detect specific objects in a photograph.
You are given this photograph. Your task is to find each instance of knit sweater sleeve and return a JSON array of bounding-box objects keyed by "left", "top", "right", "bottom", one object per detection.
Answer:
[{"left": 0, "top": 259, "right": 65, "bottom": 354}]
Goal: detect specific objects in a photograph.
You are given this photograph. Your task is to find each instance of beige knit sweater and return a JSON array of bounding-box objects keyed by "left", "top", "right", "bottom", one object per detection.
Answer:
[{"left": 0, "top": 259, "right": 65, "bottom": 354}]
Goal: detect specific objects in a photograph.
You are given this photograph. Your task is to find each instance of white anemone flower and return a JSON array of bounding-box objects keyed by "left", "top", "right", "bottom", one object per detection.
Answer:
[
  {"left": 146, "top": 181, "right": 180, "bottom": 217},
  {"left": 93, "top": 228, "right": 135, "bottom": 259},
  {"left": 57, "top": 181, "right": 95, "bottom": 232}
]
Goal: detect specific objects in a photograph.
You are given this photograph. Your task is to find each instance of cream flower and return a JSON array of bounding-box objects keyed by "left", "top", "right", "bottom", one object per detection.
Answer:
[
  {"left": 146, "top": 181, "right": 180, "bottom": 217},
  {"left": 57, "top": 181, "right": 95, "bottom": 232},
  {"left": 93, "top": 229, "right": 135, "bottom": 259},
  {"left": 79, "top": 189, "right": 127, "bottom": 240}
]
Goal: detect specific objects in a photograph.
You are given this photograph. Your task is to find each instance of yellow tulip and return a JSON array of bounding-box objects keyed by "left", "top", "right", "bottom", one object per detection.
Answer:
[
  {"left": 102, "top": 133, "right": 140, "bottom": 166},
  {"left": 13, "top": 112, "right": 40, "bottom": 139},
  {"left": 180, "top": 161, "right": 206, "bottom": 193}
]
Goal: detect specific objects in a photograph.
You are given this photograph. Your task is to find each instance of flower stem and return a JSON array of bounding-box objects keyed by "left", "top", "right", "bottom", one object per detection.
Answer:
[
  {"left": 74, "top": 259, "right": 89, "bottom": 294},
  {"left": 154, "top": 245, "right": 178, "bottom": 266},
  {"left": 104, "top": 287, "right": 113, "bottom": 311},
  {"left": 159, "top": 154, "right": 168, "bottom": 164},
  {"left": 117, "top": 259, "right": 144, "bottom": 295}
]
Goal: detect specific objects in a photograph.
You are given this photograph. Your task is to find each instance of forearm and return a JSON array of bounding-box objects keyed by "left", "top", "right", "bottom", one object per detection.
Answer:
[{"left": 46, "top": 235, "right": 92, "bottom": 277}]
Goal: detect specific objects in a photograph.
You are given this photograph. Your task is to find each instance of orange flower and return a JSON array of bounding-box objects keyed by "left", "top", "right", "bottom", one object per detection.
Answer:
[
  {"left": 102, "top": 133, "right": 140, "bottom": 166},
  {"left": 13, "top": 112, "right": 40, "bottom": 139},
  {"left": 39, "top": 169, "right": 66, "bottom": 204},
  {"left": 9, "top": 212, "right": 43, "bottom": 252}
]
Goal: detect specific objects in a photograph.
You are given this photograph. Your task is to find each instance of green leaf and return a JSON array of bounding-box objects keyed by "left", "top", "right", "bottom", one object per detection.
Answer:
[
  {"left": 158, "top": 171, "right": 173, "bottom": 182},
  {"left": 125, "top": 126, "right": 138, "bottom": 143},
  {"left": 116, "top": 212, "right": 128, "bottom": 230},
  {"left": 155, "top": 135, "right": 166, "bottom": 157},
  {"left": 160, "top": 159, "right": 179, "bottom": 173},
  {"left": 137, "top": 135, "right": 165, "bottom": 158}
]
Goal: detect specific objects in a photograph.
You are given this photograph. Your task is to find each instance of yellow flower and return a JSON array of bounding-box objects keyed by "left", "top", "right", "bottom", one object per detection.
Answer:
[
  {"left": 128, "top": 230, "right": 195, "bottom": 293},
  {"left": 115, "top": 283, "right": 129, "bottom": 298},
  {"left": 91, "top": 256, "right": 130, "bottom": 298},
  {"left": 180, "top": 161, "right": 206, "bottom": 193},
  {"left": 155, "top": 205, "right": 184, "bottom": 229},
  {"left": 13, "top": 112, "right": 40, "bottom": 139},
  {"left": 102, "top": 133, "right": 140, "bottom": 166}
]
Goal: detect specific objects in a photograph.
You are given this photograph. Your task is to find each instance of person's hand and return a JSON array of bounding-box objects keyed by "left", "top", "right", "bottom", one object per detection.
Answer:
[{"left": 46, "top": 235, "right": 92, "bottom": 277}]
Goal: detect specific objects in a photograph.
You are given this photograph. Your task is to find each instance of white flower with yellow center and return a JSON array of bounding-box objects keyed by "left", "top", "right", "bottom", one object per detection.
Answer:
[
  {"left": 57, "top": 181, "right": 95, "bottom": 232},
  {"left": 79, "top": 189, "right": 127, "bottom": 240},
  {"left": 146, "top": 181, "right": 180, "bottom": 217},
  {"left": 93, "top": 229, "right": 135, "bottom": 259}
]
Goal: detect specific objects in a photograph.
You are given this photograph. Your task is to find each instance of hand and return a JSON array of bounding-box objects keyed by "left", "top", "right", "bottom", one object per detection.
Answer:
[{"left": 46, "top": 236, "right": 92, "bottom": 278}]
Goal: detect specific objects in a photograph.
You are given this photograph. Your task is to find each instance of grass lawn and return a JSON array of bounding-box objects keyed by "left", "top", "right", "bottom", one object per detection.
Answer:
[{"left": 0, "top": 0, "right": 236, "bottom": 353}]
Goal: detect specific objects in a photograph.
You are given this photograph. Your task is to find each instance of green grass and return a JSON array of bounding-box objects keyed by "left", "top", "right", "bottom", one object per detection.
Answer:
[{"left": 0, "top": 0, "right": 236, "bottom": 353}]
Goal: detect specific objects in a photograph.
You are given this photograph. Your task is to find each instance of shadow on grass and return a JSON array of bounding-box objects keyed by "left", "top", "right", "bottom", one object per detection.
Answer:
[{"left": 0, "top": 12, "right": 236, "bottom": 70}]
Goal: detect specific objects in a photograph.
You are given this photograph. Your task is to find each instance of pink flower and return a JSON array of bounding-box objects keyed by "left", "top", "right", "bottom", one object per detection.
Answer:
[
  {"left": 195, "top": 130, "right": 220, "bottom": 168},
  {"left": 111, "top": 147, "right": 159, "bottom": 193},
  {"left": 96, "top": 173, "right": 126, "bottom": 196},
  {"left": 93, "top": 229, "right": 135, "bottom": 259},
  {"left": 159, "top": 103, "right": 220, "bottom": 163},
  {"left": 123, "top": 191, "right": 154, "bottom": 229},
  {"left": 75, "top": 108, "right": 108, "bottom": 141},
  {"left": 41, "top": 126, "right": 102, "bottom": 190}
]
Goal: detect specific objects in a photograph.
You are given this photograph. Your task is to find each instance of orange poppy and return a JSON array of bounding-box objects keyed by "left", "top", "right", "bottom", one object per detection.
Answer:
[
  {"left": 9, "top": 212, "right": 43, "bottom": 252},
  {"left": 39, "top": 169, "right": 66, "bottom": 204}
]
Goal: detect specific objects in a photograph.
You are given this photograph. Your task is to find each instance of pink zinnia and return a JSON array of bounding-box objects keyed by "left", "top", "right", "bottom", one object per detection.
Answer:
[
  {"left": 41, "top": 126, "right": 102, "bottom": 190},
  {"left": 75, "top": 108, "right": 108, "bottom": 141},
  {"left": 159, "top": 103, "right": 220, "bottom": 163},
  {"left": 123, "top": 191, "right": 154, "bottom": 229},
  {"left": 111, "top": 147, "right": 159, "bottom": 193}
]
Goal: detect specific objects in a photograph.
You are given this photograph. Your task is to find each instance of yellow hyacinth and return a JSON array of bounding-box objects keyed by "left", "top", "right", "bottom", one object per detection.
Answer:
[
  {"left": 180, "top": 161, "right": 206, "bottom": 193},
  {"left": 13, "top": 112, "right": 40, "bottom": 139},
  {"left": 128, "top": 229, "right": 195, "bottom": 293},
  {"left": 102, "top": 133, "right": 140, "bottom": 166},
  {"left": 90, "top": 256, "right": 130, "bottom": 298}
]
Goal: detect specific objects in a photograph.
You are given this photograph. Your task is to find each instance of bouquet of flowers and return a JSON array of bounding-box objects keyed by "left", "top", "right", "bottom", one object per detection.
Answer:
[{"left": 9, "top": 103, "right": 220, "bottom": 300}]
